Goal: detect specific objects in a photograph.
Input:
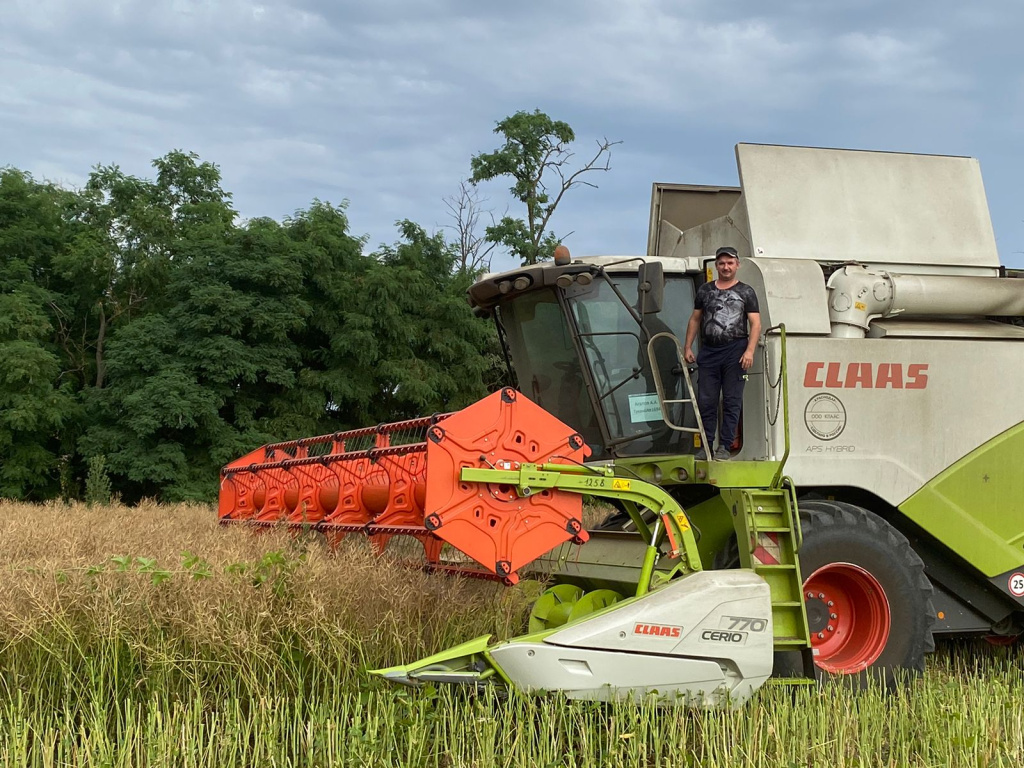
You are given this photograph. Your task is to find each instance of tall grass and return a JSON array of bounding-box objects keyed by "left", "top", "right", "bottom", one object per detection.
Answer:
[{"left": 0, "top": 500, "right": 1019, "bottom": 767}]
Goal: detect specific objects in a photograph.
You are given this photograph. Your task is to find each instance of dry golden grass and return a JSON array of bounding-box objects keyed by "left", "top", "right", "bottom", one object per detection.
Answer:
[
  {"left": 0, "top": 503, "right": 1022, "bottom": 767},
  {"left": 0, "top": 500, "right": 533, "bottom": 683}
]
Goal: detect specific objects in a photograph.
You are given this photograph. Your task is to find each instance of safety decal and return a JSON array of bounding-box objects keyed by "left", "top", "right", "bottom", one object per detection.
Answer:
[
  {"left": 751, "top": 532, "right": 781, "bottom": 566},
  {"left": 1009, "top": 572, "right": 1024, "bottom": 598},
  {"left": 671, "top": 511, "right": 690, "bottom": 531}
]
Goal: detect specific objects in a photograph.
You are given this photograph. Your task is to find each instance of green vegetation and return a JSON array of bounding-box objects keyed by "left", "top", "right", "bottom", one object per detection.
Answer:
[
  {"left": 0, "top": 109, "right": 623, "bottom": 503},
  {"left": 0, "top": 156, "right": 496, "bottom": 504},
  {"left": 0, "top": 501, "right": 1019, "bottom": 767},
  {"left": 470, "top": 109, "right": 619, "bottom": 265}
]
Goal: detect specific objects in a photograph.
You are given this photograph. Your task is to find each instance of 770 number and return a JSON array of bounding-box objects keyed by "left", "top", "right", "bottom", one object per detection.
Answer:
[{"left": 723, "top": 616, "right": 768, "bottom": 632}]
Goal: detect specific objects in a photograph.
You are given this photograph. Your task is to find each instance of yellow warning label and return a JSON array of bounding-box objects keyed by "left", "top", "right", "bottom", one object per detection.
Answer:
[
  {"left": 612, "top": 479, "right": 632, "bottom": 491},
  {"left": 854, "top": 301, "right": 866, "bottom": 311},
  {"left": 672, "top": 512, "right": 691, "bottom": 531}
]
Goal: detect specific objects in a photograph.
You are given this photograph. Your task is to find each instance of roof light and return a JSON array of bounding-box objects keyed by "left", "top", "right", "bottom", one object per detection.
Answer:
[{"left": 553, "top": 245, "right": 571, "bottom": 266}]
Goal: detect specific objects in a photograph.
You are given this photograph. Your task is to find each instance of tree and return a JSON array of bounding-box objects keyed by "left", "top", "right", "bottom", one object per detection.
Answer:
[
  {"left": 0, "top": 169, "right": 77, "bottom": 498},
  {"left": 80, "top": 213, "right": 307, "bottom": 502},
  {"left": 470, "top": 109, "right": 619, "bottom": 265},
  {"left": 0, "top": 151, "right": 500, "bottom": 503},
  {"left": 442, "top": 180, "right": 498, "bottom": 275},
  {"left": 76, "top": 154, "right": 258, "bottom": 502},
  {"left": 279, "top": 199, "right": 376, "bottom": 432},
  {"left": 72, "top": 151, "right": 233, "bottom": 391},
  {"left": 352, "top": 221, "right": 494, "bottom": 423}
]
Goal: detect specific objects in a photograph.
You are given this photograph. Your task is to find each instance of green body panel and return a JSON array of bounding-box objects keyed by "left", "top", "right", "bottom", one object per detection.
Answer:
[
  {"left": 613, "top": 456, "right": 784, "bottom": 490},
  {"left": 681, "top": 495, "right": 735, "bottom": 570},
  {"left": 525, "top": 531, "right": 664, "bottom": 593},
  {"left": 899, "top": 422, "right": 1024, "bottom": 577},
  {"left": 699, "top": 460, "right": 786, "bottom": 489},
  {"left": 370, "top": 634, "right": 508, "bottom": 686}
]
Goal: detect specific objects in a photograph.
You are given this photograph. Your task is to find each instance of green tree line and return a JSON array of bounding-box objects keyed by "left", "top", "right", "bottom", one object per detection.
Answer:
[{"left": 0, "top": 151, "right": 498, "bottom": 503}]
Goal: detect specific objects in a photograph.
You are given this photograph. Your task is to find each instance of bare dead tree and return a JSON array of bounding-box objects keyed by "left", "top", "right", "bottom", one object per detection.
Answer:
[{"left": 442, "top": 180, "right": 500, "bottom": 274}]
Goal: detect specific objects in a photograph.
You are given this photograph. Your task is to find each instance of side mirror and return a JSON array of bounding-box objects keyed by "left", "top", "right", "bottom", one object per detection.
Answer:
[{"left": 638, "top": 261, "right": 664, "bottom": 314}]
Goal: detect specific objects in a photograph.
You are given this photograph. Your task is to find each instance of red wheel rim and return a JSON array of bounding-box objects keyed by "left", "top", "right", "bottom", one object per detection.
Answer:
[
  {"left": 803, "top": 562, "right": 891, "bottom": 674},
  {"left": 984, "top": 634, "right": 1021, "bottom": 647}
]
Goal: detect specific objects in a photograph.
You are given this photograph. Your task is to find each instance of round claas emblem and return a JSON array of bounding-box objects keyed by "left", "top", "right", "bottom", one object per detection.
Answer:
[{"left": 804, "top": 393, "right": 847, "bottom": 441}]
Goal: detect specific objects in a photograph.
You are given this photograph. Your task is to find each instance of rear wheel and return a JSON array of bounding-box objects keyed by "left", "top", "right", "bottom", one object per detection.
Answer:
[{"left": 784, "top": 500, "right": 935, "bottom": 686}]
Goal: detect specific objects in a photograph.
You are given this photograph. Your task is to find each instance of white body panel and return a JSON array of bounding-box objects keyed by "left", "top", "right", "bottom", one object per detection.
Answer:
[
  {"left": 489, "top": 570, "right": 773, "bottom": 706},
  {"left": 491, "top": 644, "right": 734, "bottom": 703},
  {"left": 762, "top": 335, "right": 1024, "bottom": 505},
  {"left": 650, "top": 144, "right": 1001, "bottom": 274},
  {"left": 735, "top": 144, "right": 1000, "bottom": 270},
  {"left": 737, "top": 258, "right": 832, "bottom": 335}
]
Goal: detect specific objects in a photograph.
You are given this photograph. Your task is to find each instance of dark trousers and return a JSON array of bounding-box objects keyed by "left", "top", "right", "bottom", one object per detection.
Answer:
[{"left": 696, "top": 338, "right": 746, "bottom": 449}]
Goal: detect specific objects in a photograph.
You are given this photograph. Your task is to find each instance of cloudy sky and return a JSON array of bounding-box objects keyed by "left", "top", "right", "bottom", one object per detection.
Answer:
[{"left": 3, "top": 0, "right": 1022, "bottom": 271}]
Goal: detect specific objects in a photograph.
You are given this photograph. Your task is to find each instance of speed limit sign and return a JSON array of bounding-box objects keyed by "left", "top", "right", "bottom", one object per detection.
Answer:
[{"left": 1009, "top": 573, "right": 1024, "bottom": 598}]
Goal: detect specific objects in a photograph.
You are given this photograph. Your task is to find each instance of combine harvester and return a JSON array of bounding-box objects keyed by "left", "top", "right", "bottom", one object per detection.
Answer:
[{"left": 220, "top": 144, "right": 1024, "bottom": 705}]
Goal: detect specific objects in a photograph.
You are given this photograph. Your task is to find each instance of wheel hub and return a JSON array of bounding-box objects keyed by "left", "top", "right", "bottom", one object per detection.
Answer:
[
  {"left": 803, "top": 562, "right": 891, "bottom": 674},
  {"left": 805, "top": 595, "right": 830, "bottom": 634}
]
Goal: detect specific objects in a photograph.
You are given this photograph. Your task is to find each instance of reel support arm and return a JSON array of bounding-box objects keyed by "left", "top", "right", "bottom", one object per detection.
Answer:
[{"left": 461, "top": 463, "right": 703, "bottom": 589}]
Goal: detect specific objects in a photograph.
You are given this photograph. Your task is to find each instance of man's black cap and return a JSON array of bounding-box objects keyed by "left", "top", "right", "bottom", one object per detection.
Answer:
[{"left": 715, "top": 246, "right": 739, "bottom": 259}]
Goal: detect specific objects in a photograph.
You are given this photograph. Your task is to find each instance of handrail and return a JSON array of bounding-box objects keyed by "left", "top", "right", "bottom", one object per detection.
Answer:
[
  {"left": 765, "top": 323, "right": 790, "bottom": 488},
  {"left": 645, "top": 331, "right": 711, "bottom": 452}
]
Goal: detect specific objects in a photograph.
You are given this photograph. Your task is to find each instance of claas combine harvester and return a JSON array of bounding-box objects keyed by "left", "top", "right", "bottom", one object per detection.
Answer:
[{"left": 219, "top": 144, "right": 1024, "bottom": 706}]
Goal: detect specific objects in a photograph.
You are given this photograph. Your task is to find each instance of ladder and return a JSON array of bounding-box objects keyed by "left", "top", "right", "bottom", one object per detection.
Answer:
[
  {"left": 647, "top": 324, "right": 809, "bottom": 652},
  {"left": 720, "top": 485, "right": 810, "bottom": 650}
]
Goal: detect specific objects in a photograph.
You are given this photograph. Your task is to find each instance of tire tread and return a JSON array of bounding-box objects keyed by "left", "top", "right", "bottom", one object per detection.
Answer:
[{"left": 796, "top": 499, "right": 936, "bottom": 682}]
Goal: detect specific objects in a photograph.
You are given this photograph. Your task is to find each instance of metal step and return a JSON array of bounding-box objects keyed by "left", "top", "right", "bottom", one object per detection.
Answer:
[{"left": 720, "top": 487, "right": 811, "bottom": 652}]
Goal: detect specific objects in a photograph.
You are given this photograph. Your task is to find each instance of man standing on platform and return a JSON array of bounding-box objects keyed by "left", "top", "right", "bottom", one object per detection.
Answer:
[{"left": 683, "top": 246, "right": 761, "bottom": 460}]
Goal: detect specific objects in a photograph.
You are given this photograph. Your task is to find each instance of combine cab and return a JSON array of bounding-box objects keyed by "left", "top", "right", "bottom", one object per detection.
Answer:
[{"left": 220, "top": 143, "right": 1024, "bottom": 705}]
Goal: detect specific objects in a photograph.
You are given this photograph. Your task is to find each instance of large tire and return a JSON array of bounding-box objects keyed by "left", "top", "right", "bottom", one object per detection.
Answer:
[{"left": 785, "top": 500, "right": 935, "bottom": 686}]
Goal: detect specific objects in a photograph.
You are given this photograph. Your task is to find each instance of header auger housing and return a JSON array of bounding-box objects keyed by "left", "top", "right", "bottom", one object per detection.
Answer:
[{"left": 219, "top": 384, "right": 759, "bottom": 704}]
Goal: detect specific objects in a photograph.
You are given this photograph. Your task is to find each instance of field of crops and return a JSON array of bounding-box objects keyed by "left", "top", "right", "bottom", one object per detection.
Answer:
[{"left": 0, "top": 500, "right": 1019, "bottom": 767}]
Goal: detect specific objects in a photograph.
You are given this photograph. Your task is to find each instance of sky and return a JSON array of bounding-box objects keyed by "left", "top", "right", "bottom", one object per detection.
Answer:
[{"left": 2, "top": 0, "right": 1022, "bottom": 272}]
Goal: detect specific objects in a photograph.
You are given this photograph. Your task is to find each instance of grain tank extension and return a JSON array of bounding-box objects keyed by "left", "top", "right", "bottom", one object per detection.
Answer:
[{"left": 220, "top": 144, "right": 1024, "bottom": 704}]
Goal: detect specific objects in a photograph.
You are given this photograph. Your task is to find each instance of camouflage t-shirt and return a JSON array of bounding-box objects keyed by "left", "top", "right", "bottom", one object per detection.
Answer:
[{"left": 695, "top": 281, "right": 759, "bottom": 347}]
